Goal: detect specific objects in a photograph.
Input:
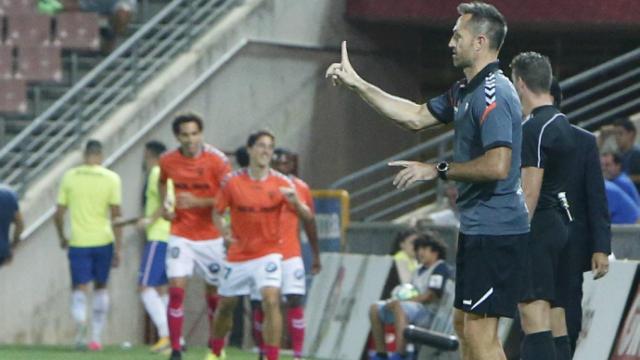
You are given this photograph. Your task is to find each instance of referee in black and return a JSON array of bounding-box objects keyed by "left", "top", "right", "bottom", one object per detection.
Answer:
[
  {"left": 511, "top": 52, "right": 577, "bottom": 360},
  {"left": 550, "top": 79, "right": 611, "bottom": 354},
  {"left": 327, "top": 3, "right": 529, "bottom": 359}
]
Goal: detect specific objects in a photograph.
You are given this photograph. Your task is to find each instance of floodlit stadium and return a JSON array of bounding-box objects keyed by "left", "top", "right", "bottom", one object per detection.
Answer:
[{"left": 0, "top": 1, "right": 639, "bottom": 360}]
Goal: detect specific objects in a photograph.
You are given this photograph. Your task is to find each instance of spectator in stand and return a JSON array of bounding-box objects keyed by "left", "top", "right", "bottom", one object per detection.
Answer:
[
  {"left": 601, "top": 152, "right": 640, "bottom": 206},
  {"left": 391, "top": 229, "right": 420, "bottom": 284},
  {"left": 38, "top": 0, "right": 135, "bottom": 52},
  {"left": 370, "top": 234, "right": 452, "bottom": 360},
  {"left": 0, "top": 185, "right": 24, "bottom": 268},
  {"left": 612, "top": 117, "right": 640, "bottom": 191},
  {"left": 603, "top": 180, "right": 640, "bottom": 224}
]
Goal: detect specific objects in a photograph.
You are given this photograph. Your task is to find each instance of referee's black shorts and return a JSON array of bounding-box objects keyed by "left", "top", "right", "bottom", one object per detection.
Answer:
[
  {"left": 520, "top": 207, "right": 570, "bottom": 308},
  {"left": 454, "top": 232, "right": 528, "bottom": 318}
]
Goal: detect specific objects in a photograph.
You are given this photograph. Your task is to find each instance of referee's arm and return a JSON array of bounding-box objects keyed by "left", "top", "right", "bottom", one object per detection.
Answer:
[{"left": 522, "top": 167, "right": 544, "bottom": 221}]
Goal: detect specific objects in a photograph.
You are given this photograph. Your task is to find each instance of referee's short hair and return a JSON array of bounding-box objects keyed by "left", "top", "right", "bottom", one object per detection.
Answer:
[
  {"left": 247, "top": 129, "right": 275, "bottom": 148},
  {"left": 414, "top": 232, "right": 448, "bottom": 260},
  {"left": 84, "top": 139, "right": 103, "bottom": 155},
  {"left": 145, "top": 140, "right": 167, "bottom": 157},
  {"left": 550, "top": 77, "right": 562, "bottom": 108},
  {"left": 614, "top": 117, "right": 636, "bottom": 134},
  {"left": 457, "top": 2, "right": 508, "bottom": 51},
  {"left": 172, "top": 112, "right": 203, "bottom": 135},
  {"left": 510, "top": 51, "right": 553, "bottom": 95}
]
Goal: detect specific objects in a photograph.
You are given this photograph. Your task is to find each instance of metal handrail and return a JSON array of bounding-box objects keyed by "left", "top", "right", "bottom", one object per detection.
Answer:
[
  {"left": 0, "top": 0, "right": 238, "bottom": 192},
  {"left": 333, "top": 46, "right": 640, "bottom": 221}
]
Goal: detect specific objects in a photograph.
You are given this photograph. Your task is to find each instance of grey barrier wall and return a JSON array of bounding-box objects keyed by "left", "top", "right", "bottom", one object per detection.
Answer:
[{"left": 346, "top": 222, "right": 640, "bottom": 262}]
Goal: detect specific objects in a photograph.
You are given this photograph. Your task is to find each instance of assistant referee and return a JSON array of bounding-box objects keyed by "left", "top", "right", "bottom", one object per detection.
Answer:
[{"left": 511, "top": 52, "right": 577, "bottom": 360}]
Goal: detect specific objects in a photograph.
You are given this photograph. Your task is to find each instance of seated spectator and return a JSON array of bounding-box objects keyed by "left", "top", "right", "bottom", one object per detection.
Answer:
[
  {"left": 604, "top": 180, "right": 640, "bottom": 224},
  {"left": 370, "top": 234, "right": 452, "bottom": 360},
  {"left": 391, "top": 229, "right": 419, "bottom": 284},
  {"left": 38, "top": 0, "right": 136, "bottom": 52},
  {"left": 612, "top": 117, "right": 640, "bottom": 191},
  {"left": 601, "top": 152, "right": 640, "bottom": 205}
]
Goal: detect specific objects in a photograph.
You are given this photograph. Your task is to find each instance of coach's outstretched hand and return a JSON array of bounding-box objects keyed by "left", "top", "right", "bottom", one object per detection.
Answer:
[
  {"left": 325, "top": 41, "right": 362, "bottom": 89},
  {"left": 389, "top": 161, "right": 438, "bottom": 189}
]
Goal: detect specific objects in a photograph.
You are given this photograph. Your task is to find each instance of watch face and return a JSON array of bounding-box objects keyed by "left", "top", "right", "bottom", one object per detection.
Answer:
[{"left": 438, "top": 162, "right": 448, "bottom": 171}]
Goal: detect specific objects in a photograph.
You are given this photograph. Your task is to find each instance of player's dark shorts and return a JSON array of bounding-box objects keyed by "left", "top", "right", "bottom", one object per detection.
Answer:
[
  {"left": 520, "top": 208, "right": 570, "bottom": 308},
  {"left": 68, "top": 243, "right": 114, "bottom": 286},
  {"left": 454, "top": 232, "right": 528, "bottom": 318},
  {"left": 138, "top": 240, "right": 168, "bottom": 287}
]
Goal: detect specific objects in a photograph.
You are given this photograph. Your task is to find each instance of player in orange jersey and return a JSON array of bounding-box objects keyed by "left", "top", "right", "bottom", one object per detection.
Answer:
[
  {"left": 209, "top": 131, "right": 313, "bottom": 360},
  {"left": 159, "top": 113, "right": 231, "bottom": 360},
  {"left": 250, "top": 148, "right": 321, "bottom": 360}
]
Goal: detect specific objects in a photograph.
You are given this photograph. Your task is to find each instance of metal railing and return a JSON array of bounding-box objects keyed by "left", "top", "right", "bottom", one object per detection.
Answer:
[
  {"left": 332, "top": 47, "right": 640, "bottom": 221},
  {"left": 0, "top": 0, "right": 238, "bottom": 193}
]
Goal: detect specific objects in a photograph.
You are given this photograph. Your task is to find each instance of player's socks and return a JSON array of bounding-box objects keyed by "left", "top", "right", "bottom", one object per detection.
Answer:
[
  {"left": 206, "top": 293, "right": 220, "bottom": 347},
  {"left": 211, "top": 337, "right": 225, "bottom": 356},
  {"left": 554, "top": 336, "right": 571, "bottom": 360},
  {"left": 252, "top": 307, "right": 265, "bottom": 354},
  {"left": 522, "top": 331, "right": 556, "bottom": 360},
  {"left": 263, "top": 345, "right": 279, "bottom": 360},
  {"left": 71, "top": 290, "right": 88, "bottom": 326},
  {"left": 91, "top": 289, "right": 109, "bottom": 344},
  {"left": 287, "top": 306, "right": 305, "bottom": 358},
  {"left": 168, "top": 287, "right": 185, "bottom": 351},
  {"left": 142, "top": 288, "right": 170, "bottom": 338}
]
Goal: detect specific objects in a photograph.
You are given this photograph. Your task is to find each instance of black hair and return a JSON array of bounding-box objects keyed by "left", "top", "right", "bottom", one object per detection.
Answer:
[
  {"left": 84, "top": 139, "right": 102, "bottom": 155},
  {"left": 234, "top": 146, "right": 249, "bottom": 167},
  {"left": 247, "top": 130, "right": 275, "bottom": 148},
  {"left": 391, "top": 229, "right": 420, "bottom": 255},
  {"left": 414, "top": 233, "right": 448, "bottom": 260},
  {"left": 602, "top": 152, "right": 624, "bottom": 166},
  {"left": 145, "top": 140, "right": 167, "bottom": 157},
  {"left": 614, "top": 117, "right": 636, "bottom": 134},
  {"left": 273, "top": 147, "right": 294, "bottom": 162},
  {"left": 172, "top": 112, "right": 203, "bottom": 135},
  {"left": 510, "top": 51, "right": 553, "bottom": 94},
  {"left": 457, "top": 1, "right": 508, "bottom": 51}
]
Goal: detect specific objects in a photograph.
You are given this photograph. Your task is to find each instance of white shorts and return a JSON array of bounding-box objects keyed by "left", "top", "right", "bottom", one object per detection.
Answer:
[
  {"left": 166, "top": 235, "right": 225, "bottom": 286},
  {"left": 218, "top": 253, "right": 283, "bottom": 297},
  {"left": 250, "top": 256, "right": 306, "bottom": 300}
]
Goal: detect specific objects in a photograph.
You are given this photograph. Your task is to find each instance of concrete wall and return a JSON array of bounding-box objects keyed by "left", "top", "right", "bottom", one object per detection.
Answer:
[{"left": 1, "top": 0, "right": 428, "bottom": 346}]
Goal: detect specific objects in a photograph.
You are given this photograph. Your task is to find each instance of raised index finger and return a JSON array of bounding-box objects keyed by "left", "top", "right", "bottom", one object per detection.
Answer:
[{"left": 341, "top": 40, "right": 350, "bottom": 65}]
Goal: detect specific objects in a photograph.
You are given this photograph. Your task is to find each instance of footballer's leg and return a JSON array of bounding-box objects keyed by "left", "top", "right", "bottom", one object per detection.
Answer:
[
  {"left": 88, "top": 244, "right": 115, "bottom": 351},
  {"left": 139, "top": 240, "right": 170, "bottom": 353},
  {"left": 369, "top": 303, "right": 387, "bottom": 356},
  {"left": 261, "top": 286, "right": 283, "bottom": 360},
  {"left": 211, "top": 296, "right": 238, "bottom": 357},
  {"left": 285, "top": 294, "right": 305, "bottom": 360}
]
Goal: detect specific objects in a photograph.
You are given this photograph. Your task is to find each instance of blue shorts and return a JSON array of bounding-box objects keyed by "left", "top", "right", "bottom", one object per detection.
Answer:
[
  {"left": 377, "top": 300, "right": 433, "bottom": 326},
  {"left": 68, "top": 244, "right": 114, "bottom": 286},
  {"left": 138, "top": 240, "right": 168, "bottom": 287}
]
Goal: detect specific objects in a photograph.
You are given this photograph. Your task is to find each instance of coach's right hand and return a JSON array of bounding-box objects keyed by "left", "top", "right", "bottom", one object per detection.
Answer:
[{"left": 326, "top": 41, "right": 362, "bottom": 89}]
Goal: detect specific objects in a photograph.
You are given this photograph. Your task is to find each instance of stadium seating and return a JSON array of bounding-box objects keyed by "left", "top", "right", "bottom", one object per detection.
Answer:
[{"left": 0, "top": 0, "right": 101, "bottom": 115}]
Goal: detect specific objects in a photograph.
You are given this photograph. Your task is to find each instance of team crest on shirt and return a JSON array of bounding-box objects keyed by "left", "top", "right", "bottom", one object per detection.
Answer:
[
  {"left": 265, "top": 262, "right": 278, "bottom": 273},
  {"left": 170, "top": 247, "right": 180, "bottom": 258},
  {"left": 294, "top": 269, "right": 305, "bottom": 280},
  {"left": 208, "top": 262, "right": 221, "bottom": 274}
]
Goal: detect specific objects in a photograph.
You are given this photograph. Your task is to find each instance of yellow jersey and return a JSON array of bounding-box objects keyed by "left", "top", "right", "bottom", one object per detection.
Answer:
[
  {"left": 145, "top": 165, "right": 172, "bottom": 241},
  {"left": 57, "top": 165, "right": 121, "bottom": 247}
]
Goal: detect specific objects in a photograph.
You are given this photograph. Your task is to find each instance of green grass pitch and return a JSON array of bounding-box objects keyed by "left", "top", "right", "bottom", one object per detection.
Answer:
[{"left": 0, "top": 345, "right": 296, "bottom": 359}]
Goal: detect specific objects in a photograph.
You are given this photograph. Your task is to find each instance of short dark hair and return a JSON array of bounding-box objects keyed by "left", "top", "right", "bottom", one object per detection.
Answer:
[
  {"left": 510, "top": 52, "right": 553, "bottom": 94},
  {"left": 391, "top": 229, "right": 420, "bottom": 255},
  {"left": 234, "top": 146, "right": 249, "bottom": 167},
  {"left": 145, "top": 140, "right": 166, "bottom": 158},
  {"left": 84, "top": 139, "right": 103, "bottom": 155},
  {"left": 414, "top": 232, "right": 448, "bottom": 260},
  {"left": 602, "top": 152, "right": 623, "bottom": 166},
  {"left": 550, "top": 77, "right": 562, "bottom": 108},
  {"left": 172, "top": 112, "right": 203, "bottom": 135},
  {"left": 457, "top": 2, "right": 507, "bottom": 51},
  {"left": 273, "top": 147, "right": 294, "bottom": 162},
  {"left": 614, "top": 117, "right": 636, "bottom": 134},
  {"left": 247, "top": 130, "right": 275, "bottom": 148}
]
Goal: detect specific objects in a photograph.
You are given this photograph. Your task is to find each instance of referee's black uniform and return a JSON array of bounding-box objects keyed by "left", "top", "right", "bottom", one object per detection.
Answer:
[{"left": 521, "top": 105, "right": 576, "bottom": 307}]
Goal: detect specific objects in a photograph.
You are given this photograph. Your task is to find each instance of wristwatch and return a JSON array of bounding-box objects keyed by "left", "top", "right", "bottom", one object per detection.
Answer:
[{"left": 436, "top": 161, "right": 449, "bottom": 180}]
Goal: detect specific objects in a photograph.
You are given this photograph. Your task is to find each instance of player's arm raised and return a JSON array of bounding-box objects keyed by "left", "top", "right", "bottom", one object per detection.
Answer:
[{"left": 326, "top": 41, "right": 440, "bottom": 131}]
